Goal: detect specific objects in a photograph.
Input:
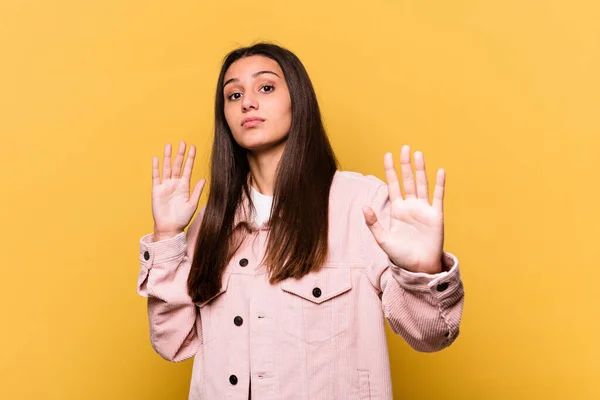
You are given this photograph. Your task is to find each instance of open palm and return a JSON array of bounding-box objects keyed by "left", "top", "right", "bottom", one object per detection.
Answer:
[
  {"left": 363, "top": 145, "right": 445, "bottom": 274},
  {"left": 152, "top": 142, "right": 205, "bottom": 237}
]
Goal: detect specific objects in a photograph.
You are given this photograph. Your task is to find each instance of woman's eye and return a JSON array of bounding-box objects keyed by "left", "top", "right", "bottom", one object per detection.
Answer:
[
  {"left": 261, "top": 85, "right": 275, "bottom": 93},
  {"left": 228, "top": 92, "right": 242, "bottom": 101}
]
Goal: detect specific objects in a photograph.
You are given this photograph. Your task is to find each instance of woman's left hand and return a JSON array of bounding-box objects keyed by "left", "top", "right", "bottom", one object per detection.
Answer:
[{"left": 363, "top": 145, "right": 446, "bottom": 274}]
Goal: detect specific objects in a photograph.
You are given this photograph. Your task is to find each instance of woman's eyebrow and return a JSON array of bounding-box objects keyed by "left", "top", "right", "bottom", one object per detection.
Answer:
[{"left": 223, "top": 70, "right": 281, "bottom": 88}]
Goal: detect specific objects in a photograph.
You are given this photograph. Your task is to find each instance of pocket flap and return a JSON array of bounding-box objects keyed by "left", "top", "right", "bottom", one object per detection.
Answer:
[
  {"left": 194, "top": 273, "right": 231, "bottom": 308},
  {"left": 281, "top": 268, "right": 352, "bottom": 304}
]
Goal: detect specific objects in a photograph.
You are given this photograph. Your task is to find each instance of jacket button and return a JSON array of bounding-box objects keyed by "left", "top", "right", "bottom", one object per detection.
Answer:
[
  {"left": 234, "top": 316, "right": 243, "bottom": 326},
  {"left": 143, "top": 251, "right": 150, "bottom": 261},
  {"left": 239, "top": 258, "right": 249, "bottom": 267},
  {"left": 229, "top": 375, "right": 238, "bottom": 385},
  {"left": 312, "top": 287, "right": 322, "bottom": 298},
  {"left": 436, "top": 282, "right": 449, "bottom": 292}
]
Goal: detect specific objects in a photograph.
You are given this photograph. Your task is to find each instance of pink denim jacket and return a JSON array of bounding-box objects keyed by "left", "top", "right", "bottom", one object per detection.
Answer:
[{"left": 137, "top": 170, "right": 464, "bottom": 400}]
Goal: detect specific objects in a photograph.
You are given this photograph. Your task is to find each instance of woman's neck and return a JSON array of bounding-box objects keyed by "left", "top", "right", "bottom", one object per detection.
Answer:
[{"left": 247, "top": 144, "right": 285, "bottom": 196}]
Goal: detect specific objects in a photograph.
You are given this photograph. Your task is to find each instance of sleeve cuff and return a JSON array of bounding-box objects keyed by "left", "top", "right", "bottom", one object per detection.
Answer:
[
  {"left": 390, "top": 251, "right": 461, "bottom": 296},
  {"left": 139, "top": 231, "right": 188, "bottom": 267}
]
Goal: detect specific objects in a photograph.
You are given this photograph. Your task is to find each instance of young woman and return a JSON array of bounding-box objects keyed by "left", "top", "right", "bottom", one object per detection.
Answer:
[{"left": 137, "top": 42, "right": 464, "bottom": 400}]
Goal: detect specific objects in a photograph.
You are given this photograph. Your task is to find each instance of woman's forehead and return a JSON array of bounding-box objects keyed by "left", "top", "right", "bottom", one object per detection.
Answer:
[{"left": 224, "top": 55, "right": 283, "bottom": 80}]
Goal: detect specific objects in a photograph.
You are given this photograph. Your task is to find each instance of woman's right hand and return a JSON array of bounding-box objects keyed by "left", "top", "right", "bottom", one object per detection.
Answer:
[{"left": 151, "top": 142, "right": 206, "bottom": 241}]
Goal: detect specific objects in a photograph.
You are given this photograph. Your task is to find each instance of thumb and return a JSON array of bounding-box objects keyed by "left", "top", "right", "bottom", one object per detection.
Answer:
[
  {"left": 189, "top": 178, "right": 206, "bottom": 208},
  {"left": 362, "top": 206, "right": 386, "bottom": 245}
]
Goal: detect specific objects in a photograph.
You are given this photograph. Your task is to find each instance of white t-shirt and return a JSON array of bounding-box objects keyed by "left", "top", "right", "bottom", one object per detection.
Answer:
[{"left": 250, "top": 185, "right": 273, "bottom": 225}]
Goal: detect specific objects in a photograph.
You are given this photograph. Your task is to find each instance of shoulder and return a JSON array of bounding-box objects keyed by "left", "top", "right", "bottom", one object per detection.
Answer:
[
  {"left": 186, "top": 205, "right": 207, "bottom": 249},
  {"left": 331, "top": 170, "right": 387, "bottom": 201}
]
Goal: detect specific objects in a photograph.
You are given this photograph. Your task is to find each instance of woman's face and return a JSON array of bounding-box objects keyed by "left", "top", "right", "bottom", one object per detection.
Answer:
[{"left": 223, "top": 55, "right": 292, "bottom": 154}]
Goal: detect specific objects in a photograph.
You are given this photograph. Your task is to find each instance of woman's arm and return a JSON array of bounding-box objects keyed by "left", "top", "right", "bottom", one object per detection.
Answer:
[
  {"left": 363, "top": 182, "right": 465, "bottom": 352},
  {"left": 137, "top": 208, "right": 205, "bottom": 362}
]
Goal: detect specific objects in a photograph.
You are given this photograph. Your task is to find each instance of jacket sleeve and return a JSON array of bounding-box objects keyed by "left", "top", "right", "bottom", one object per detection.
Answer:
[
  {"left": 136, "top": 207, "right": 205, "bottom": 362},
  {"left": 362, "top": 183, "right": 465, "bottom": 352}
]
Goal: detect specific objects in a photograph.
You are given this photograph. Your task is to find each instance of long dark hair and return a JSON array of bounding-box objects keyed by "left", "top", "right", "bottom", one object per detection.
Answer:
[{"left": 187, "top": 42, "right": 338, "bottom": 304}]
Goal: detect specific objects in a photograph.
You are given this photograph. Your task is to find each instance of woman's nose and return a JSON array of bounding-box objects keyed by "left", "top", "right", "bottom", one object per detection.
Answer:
[{"left": 242, "top": 93, "right": 258, "bottom": 111}]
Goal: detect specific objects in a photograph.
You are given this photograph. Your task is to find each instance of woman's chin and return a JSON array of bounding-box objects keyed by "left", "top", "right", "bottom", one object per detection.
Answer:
[
  {"left": 243, "top": 143, "right": 274, "bottom": 153},
  {"left": 241, "top": 139, "right": 287, "bottom": 155}
]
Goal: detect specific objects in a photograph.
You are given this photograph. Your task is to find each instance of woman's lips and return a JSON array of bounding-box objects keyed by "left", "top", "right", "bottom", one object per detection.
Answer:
[{"left": 242, "top": 118, "right": 265, "bottom": 128}]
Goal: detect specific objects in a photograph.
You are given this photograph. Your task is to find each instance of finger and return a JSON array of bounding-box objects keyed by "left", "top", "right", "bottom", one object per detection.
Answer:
[
  {"left": 189, "top": 178, "right": 206, "bottom": 207},
  {"left": 432, "top": 168, "right": 446, "bottom": 211},
  {"left": 162, "top": 143, "right": 172, "bottom": 180},
  {"left": 182, "top": 144, "right": 196, "bottom": 181},
  {"left": 171, "top": 141, "right": 186, "bottom": 179},
  {"left": 362, "top": 206, "right": 386, "bottom": 246},
  {"left": 152, "top": 156, "right": 160, "bottom": 187},
  {"left": 400, "top": 145, "right": 417, "bottom": 199},
  {"left": 414, "top": 151, "right": 430, "bottom": 202},
  {"left": 384, "top": 153, "right": 402, "bottom": 202}
]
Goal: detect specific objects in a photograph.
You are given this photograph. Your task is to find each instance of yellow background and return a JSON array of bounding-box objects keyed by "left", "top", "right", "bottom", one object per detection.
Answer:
[{"left": 1, "top": 0, "right": 598, "bottom": 398}]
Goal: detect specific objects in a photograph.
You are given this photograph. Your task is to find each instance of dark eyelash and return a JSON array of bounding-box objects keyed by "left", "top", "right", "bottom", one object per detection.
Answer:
[{"left": 227, "top": 84, "right": 275, "bottom": 101}]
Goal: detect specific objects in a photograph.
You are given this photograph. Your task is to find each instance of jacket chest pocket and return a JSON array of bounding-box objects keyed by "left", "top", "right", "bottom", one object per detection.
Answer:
[
  {"left": 195, "top": 273, "right": 230, "bottom": 345},
  {"left": 281, "top": 267, "right": 352, "bottom": 346}
]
